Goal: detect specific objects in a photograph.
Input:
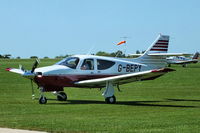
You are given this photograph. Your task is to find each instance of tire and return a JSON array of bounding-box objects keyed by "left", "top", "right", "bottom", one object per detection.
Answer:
[
  {"left": 39, "top": 96, "right": 47, "bottom": 104},
  {"left": 105, "top": 95, "right": 116, "bottom": 104},
  {"left": 57, "top": 92, "right": 67, "bottom": 101},
  {"left": 182, "top": 64, "right": 186, "bottom": 67}
]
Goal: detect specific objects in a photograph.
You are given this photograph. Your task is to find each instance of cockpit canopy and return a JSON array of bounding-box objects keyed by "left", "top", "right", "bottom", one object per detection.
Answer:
[
  {"left": 55, "top": 57, "right": 79, "bottom": 69},
  {"left": 56, "top": 55, "right": 116, "bottom": 70}
]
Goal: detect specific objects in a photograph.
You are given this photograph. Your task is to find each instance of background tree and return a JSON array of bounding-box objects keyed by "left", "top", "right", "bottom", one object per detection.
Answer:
[
  {"left": 30, "top": 56, "right": 38, "bottom": 59},
  {"left": 43, "top": 56, "right": 49, "bottom": 59},
  {"left": 96, "top": 51, "right": 111, "bottom": 57},
  {"left": 0, "top": 54, "right": 11, "bottom": 59},
  {"left": 136, "top": 50, "right": 140, "bottom": 54}
]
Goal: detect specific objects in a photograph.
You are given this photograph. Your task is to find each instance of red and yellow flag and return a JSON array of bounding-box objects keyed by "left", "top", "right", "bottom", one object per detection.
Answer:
[{"left": 117, "top": 40, "right": 126, "bottom": 45}]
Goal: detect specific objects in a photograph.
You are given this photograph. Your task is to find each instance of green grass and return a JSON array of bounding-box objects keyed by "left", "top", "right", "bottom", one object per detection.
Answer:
[{"left": 0, "top": 59, "right": 200, "bottom": 133}]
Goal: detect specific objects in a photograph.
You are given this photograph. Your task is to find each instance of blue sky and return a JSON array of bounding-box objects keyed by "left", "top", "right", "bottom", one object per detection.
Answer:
[{"left": 0, "top": 0, "right": 200, "bottom": 58}]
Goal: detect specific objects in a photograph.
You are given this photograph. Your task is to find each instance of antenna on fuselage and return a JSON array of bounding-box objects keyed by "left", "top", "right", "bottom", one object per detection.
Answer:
[{"left": 86, "top": 45, "right": 96, "bottom": 55}]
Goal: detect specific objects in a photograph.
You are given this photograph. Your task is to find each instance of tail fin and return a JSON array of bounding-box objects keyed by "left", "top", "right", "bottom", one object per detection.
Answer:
[
  {"left": 144, "top": 34, "right": 169, "bottom": 54},
  {"left": 135, "top": 34, "right": 170, "bottom": 69},
  {"left": 192, "top": 52, "right": 199, "bottom": 59}
]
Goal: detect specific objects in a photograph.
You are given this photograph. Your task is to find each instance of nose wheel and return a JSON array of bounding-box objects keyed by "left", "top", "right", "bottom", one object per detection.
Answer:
[
  {"left": 39, "top": 96, "right": 47, "bottom": 104},
  {"left": 38, "top": 87, "right": 47, "bottom": 104},
  {"left": 38, "top": 87, "right": 68, "bottom": 104}
]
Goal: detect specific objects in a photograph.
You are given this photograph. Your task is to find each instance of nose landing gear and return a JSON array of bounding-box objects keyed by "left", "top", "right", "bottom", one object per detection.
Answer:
[
  {"left": 39, "top": 96, "right": 47, "bottom": 104},
  {"left": 38, "top": 87, "right": 68, "bottom": 104}
]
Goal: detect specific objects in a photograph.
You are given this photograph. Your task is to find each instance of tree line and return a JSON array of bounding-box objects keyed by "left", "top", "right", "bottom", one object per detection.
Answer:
[{"left": 1, "top": 50, "right": 145, "bottom": 59}]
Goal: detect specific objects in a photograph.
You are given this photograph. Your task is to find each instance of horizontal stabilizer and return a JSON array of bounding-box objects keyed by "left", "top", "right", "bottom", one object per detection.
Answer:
[
  {"left": 148, "top": 53, "right": 192, "bottom": 56},
  {"left": 129, "top": 53, "right": 191, "bottom": 57}
]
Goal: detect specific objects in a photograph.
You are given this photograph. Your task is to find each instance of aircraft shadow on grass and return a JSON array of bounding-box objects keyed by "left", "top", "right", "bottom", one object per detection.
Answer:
[
  {"left": 44, "top": 98, "right": 199, "bottom": 108},
  {"left": 186, "top": 66, "right": 200, "bottom": 68},
  {"left": 166, "top": 98, "right": 200, "bottom": 102}
]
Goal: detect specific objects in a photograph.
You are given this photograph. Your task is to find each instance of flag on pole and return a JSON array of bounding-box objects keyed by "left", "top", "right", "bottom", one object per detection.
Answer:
[{"left": 117, "top": 40, "right": 126, "bottom": 45}]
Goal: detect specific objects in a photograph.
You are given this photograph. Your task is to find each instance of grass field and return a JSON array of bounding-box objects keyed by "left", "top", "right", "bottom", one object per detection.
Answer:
[{"left": 0, "top": 59, "right": 200, "bottom": 133}]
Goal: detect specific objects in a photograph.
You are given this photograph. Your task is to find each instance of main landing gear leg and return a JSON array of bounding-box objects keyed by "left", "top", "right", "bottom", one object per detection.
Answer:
[
  {"left": 39, "top": 87, "right": 47, "bottom": 104},
  {"left": 102, "top": 81, "right": 116, "bottom": 104},
  {"left": 52, "top": 91, "right": 67, "bottom": 101}
]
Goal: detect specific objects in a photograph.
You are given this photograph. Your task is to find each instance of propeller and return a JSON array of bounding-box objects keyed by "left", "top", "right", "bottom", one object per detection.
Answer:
[
  {"left": 19, "top": 64, "right": 25, "bottom": 72},
  {"left": 31, "top": 79, "right": 35, "bottom": 99},
  {"left": 30, "top": 59, "right": 40, "bottom": 99},
  {"left": 20, "top": 59, "right": 40, "bottom": 99},
  {"left": 18, "top": 59, "right": 40, "bottom": 99}
]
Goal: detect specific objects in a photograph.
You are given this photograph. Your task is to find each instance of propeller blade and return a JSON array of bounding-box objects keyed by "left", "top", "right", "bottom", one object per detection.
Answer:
[
  {"left": 31, "top": 59, "right": 40, "bottom": 73},
  {"left": 19, "top": 64, "right": 26, "bottom": 72},
  {"left": 31, "top": 79, "right": 35, "bottom": 99}
]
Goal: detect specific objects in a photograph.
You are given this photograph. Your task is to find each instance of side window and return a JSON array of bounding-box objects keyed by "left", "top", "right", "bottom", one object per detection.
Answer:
[
  {"left": 97, "top": 59, "right": 115, "bottom": 70},
  {"left": 81, "top": 59, "right": 94, "bottom": 70}
]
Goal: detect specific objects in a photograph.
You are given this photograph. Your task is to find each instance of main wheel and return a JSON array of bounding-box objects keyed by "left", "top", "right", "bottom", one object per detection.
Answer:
[
  {"left": 39, "top": 96, "right": 47, "bottom": 104},
  {"left": 57, "top": 92, "right": 67, "bottom": 101},
  {"left": 105, "top": 95, "right": 116, "bottom": 104}
]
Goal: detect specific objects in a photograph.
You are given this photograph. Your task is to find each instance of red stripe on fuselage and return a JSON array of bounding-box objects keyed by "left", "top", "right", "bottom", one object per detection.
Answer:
[{"left": 34, "top": 74, "right": 117, "bottom": 88}]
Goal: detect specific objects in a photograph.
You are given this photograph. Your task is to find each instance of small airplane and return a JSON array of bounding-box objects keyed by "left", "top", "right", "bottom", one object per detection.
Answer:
[
  {"left": 6, "top": 34, "right": 182, "bottom": 104},
  {"left": 167, "top": 52, "right": 199, "bottom": 67}
]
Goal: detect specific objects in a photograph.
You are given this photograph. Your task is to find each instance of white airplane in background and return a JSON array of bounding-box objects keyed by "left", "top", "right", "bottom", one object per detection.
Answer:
[
  {"left": 7, "top": 34, "right": 184, "bottom": 104},
  {"left": 167, "top": 52, "right": 199, "bottom": 67}
]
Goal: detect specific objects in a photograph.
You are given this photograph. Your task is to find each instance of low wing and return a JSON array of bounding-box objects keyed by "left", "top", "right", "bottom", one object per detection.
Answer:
[
  {"left": 6, "top": 68, "right": 25, "bottom": 75},
  {"left": 75, "top": 68, "right": 174, "bottom": 87}
]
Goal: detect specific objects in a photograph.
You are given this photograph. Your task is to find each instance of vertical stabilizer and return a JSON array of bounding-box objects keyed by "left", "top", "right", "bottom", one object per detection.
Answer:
[
  {"left": 192, "top": 52, "right": 199, "bottom": 59},
  {"left": 144, "top": 34, "right": 169, "bottom": 55},
  {"left": 134, "top": 34, "right": 170, "bottom": 69}
]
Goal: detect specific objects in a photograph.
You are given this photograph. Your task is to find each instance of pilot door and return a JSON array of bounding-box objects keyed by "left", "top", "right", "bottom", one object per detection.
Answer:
[{"left": 80, "top": 59, "right": 96, "bottom": 78}]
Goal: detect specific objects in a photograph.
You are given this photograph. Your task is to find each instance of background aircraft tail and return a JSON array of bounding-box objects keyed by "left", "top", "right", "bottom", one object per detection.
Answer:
[
  {"left": 134, "top": 34, "right": 170, "bottom": 69},
  {"left": 192, "top": 52, "right": 199, "bottom": 59}
]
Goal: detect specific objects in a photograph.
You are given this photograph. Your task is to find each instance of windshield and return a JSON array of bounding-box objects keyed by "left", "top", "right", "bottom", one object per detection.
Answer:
[{"left": 55, "top": 57, "right": 79, "bottom": 69}]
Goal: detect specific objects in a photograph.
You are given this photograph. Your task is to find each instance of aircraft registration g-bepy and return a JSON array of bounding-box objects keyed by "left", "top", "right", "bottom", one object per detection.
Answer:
[{"left": 6, "top": 34, "right": 177, "bottom": 104}]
